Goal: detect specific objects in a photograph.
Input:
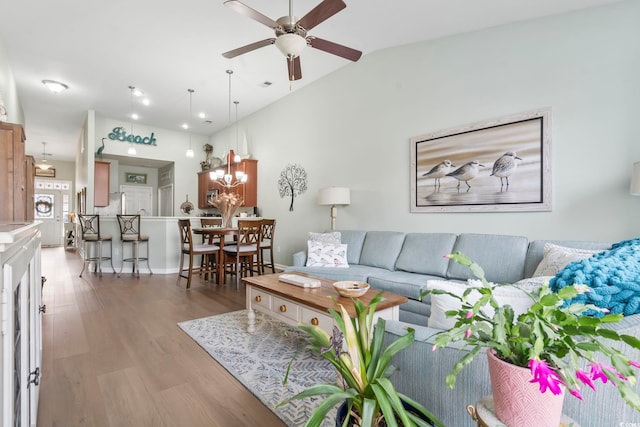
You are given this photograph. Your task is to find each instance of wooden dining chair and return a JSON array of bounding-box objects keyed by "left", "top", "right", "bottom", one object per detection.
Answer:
[
  {"left": 177, "top": 219, "right": 220, "bottom": 289},
  {"left": 222, "top": 219, "right": 262, "bottom": 288},
  {"left": 200, "top": 217, "right": 223, "bottom": 271},
  {"left": 258, "top": 219, "right": 276, "bottom": 274}
]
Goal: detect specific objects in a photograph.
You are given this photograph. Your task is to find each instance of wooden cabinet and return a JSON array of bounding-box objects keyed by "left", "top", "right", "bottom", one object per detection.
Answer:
[
  {"left": 0, "top": 223, "right": 42, "bottom": 427},
  {"left": 94, "top": 161, "right": 110, "bottom": 207},
  {"left": 0, "top": 122, "right": 33, "bottom": 222},
  {"left": 198, "top": 159, "right": 258, "bottom": 208}
]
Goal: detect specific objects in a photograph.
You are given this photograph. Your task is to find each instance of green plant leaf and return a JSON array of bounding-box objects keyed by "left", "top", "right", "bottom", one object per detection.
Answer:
[
  {"left": 621, "top": 334, "right": 640, "bottom": 350},
  {"left": 398, "top": 392, "right": 446, "bottom": 427}
]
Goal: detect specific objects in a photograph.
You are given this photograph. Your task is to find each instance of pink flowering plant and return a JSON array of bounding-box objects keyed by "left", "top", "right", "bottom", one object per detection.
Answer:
[{"left": 423, "top": 252, "right": 640, "bottom": 409}]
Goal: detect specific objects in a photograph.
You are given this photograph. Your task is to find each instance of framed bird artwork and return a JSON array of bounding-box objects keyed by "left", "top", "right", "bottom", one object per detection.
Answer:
[{"left": 410, "top": 108, "right": 551, "bottom": 213}]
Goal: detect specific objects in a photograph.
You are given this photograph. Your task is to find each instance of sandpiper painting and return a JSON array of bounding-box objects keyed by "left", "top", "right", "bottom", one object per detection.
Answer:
[{"left": 410, "top": 109, "right": 551, "bottom": 213}]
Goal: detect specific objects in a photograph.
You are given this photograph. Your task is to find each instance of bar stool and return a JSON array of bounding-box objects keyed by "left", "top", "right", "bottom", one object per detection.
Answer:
[
  {"left": 177, "top": 219, "right": 220, "bottom": 289},
  {"left": 258, "top": 219, "right": 276, "bottom": 274},
  {"left": 117, "top": 214, "right": 152, "bottom": 277},
  {"left": 77, "top": 214, "right": 115, "bottom": 277}
]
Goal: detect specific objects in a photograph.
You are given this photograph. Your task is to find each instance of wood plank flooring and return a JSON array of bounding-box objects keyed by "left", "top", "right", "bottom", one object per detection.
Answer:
[{"left": 37, "top": 247, "right": 286, "bottom": 427}]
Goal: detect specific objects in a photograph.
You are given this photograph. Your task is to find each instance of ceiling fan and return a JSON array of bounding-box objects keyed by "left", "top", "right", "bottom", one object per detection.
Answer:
[{"left": 222, "top": 0, "right": 362, "bottom": 81}]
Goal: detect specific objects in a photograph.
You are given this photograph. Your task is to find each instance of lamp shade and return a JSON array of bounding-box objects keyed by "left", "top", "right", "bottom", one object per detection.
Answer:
[
  {"left": 318, "top": 187, "right": 350, "bottom": 206},
  {"left": 275, "top": 33, "right": 307, "bottom": 58},
  {"left": 631, "top": 161, "right": 640, "bottom": 196}
]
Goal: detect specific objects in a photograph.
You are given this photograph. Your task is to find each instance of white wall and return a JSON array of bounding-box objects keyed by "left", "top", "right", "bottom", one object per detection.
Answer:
[
  {"left": 215, "top": 0, "right": 640, "bottom": 264},
  {"left": 0, "top": 34, "right": 23, "bottom": 125},
  {"left": 93, "top": 115, "right": 205, "bottom": 215}
]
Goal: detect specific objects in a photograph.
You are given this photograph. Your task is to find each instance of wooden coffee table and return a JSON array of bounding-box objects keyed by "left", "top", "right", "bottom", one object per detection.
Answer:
[{"left": 242, "top": 272, "right": 408, "bottom": 333}]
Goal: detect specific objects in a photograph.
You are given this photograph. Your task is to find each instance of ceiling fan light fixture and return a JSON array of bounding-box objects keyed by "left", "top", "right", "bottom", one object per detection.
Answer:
[
  {"left": 42, "top": 79, "right": 69, "bottom": 94},
  {"left": 275, "top": 33, "right": 306, "bottom": 58}
]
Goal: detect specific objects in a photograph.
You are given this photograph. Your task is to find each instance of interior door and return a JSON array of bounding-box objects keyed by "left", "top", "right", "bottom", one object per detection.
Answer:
[{"left": 34, "top": 191, "right": 62, "bottom": 246}]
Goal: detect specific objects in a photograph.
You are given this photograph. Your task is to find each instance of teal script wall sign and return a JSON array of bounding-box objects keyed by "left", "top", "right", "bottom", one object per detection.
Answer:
[{"left": 108, "top": 126, "right": 157, "bottom": 146}]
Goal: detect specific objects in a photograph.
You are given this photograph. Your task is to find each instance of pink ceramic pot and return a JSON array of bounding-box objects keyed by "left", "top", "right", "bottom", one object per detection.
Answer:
[{"left": 487, "top": 349, "right": 564, "bottom": 427}]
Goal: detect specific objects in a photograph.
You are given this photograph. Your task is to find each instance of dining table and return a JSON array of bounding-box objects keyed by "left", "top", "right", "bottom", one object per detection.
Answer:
[{"left": 192, "top": 226, "right": 241, "bottom": 288}]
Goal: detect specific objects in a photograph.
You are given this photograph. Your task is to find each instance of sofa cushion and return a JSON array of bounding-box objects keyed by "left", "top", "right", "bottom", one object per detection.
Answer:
[
  {"left": 524, "top": 239, "right": 611, "bottom": 278},
  {"left": 284, "top": 264, "right": 388, "bottom": 283},
  {"left": 308, "top": 231, "right": 341, "bottom": 244},
  {"left": 426, "top": 279, "right": 534, "bottom": 330},
  {"left": 367, "top": 271, "right": 442, "bottom": 300},
  {"left": 532, "top": 242, "right": 600, "bottom": 277},
  {"left": 305, "top": 241, "right": 349, "bottom": 267},
  {"left": 335, "top": 230, "right": 367, "bottom": 264},
  {"left": 447, "top": 233, "right": 529, "bottom": 284},
  {"left": 395, "top": 233, "right": 457, "bottom": 276},
  {"left": 358, "top": 231, "right": 406, "bottom": 270}
]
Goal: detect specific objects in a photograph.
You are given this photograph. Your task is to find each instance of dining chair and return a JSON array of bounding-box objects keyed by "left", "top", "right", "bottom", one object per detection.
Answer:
[
  {"left": 77, "top": 214, "right": 115, "bottom": 277},
  {"left": 177, "top": 219, "right": 220, "bottom": 288},
  {"left": 222, "top": 219, "right": 262, "bottom": 288},
  {"left": 258, "top": 219, "right": 276, "bottom": 274},
  {"left": 200, "top": 217, "right": 223, "bottom": 272},
  {"left": 116, "top": 214, "right": 152, "bottom": 277}
]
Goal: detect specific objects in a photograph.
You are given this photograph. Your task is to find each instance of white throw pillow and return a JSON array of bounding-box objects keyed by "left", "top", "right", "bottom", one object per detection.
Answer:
[
  {"left": 426, "top": 280, "right": 534, "bottom": 330},
  {"left": 533, "top": 243, "right": 600, "bottom": 277},
  {"left": 308, "top": 231, "right": 341, "bottom": 245},
  {"left": 306, "top": 240, "right": 349, "bottom": 268}
]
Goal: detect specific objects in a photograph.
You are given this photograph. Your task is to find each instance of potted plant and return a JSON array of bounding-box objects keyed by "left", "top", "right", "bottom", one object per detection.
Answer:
[
  {"left": 423, "top": 252, "right": 640, "bottom": 426},
  {"left": 278, "top": 292, "right": 444, "bottom": 427}
]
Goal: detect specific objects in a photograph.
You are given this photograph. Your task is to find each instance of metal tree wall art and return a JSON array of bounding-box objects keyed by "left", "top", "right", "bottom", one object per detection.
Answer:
[{"left": 278, "top": 163, "right": 308, "bottom": 211}]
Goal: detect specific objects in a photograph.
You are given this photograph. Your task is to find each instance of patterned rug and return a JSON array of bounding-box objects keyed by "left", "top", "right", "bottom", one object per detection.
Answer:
[{"left": 178, "top": 310, "right": 337, "bottom": 427}]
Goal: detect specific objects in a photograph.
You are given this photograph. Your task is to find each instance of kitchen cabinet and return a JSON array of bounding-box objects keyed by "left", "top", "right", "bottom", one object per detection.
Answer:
[
  {"left": 0, "top": 122, "right": 33, "bottom": 222},
  {"left": 0, "top": 223, "right": 42, "bottom": 427},
  {"left": 94, "top": 161, "right": 110, "bottom": 207},
  {"left": 198, "top": 159, "right": 258, "bottom": 208}
]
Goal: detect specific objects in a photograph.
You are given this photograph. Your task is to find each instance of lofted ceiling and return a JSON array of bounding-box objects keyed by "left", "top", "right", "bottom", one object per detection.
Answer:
[{"left": 0, "top": 0, "right": 622, "bottom": 162}]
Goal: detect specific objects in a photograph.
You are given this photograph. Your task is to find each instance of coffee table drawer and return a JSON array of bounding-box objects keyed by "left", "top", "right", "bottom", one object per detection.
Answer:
[
  {"left": 249, "top": 287, "right": 272, "bottom": 310},
  {"left": 272, "top": 296, "right": 300, "bottom": 322},
  {"left": 301, "top": 307, "right": 333, "bottom": 331}
]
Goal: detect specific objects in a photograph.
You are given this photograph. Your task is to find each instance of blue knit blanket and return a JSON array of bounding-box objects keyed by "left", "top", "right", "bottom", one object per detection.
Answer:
[{"left": 549, "top": 238, "right": 640, "bottom": 317}]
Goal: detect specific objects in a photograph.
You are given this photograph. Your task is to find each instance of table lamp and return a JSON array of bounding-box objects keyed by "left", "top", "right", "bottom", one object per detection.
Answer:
[{"left": 318, "top": 187, "right": 350, "bottom": 230}]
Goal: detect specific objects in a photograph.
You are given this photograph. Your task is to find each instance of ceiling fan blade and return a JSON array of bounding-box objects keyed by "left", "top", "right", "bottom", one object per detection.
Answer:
[
  {"left": 297, "top": 0, "right": 346, "bottom": 31},
  {"left": 287, "top": 57, "right": 302, "bottom": 81},
  {"left": 224, "top": 0, "right": 278, "bottom": 29},
  {"left": 308, "top": 37, "right": 362, "bottom": 62},
  {"left": 222, "top": 38, "right": 276, "bottom": 59}
]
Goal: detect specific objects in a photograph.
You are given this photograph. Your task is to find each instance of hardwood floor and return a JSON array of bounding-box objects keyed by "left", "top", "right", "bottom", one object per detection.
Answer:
[{"left": 37, "top": 247, "right": 286, "bottom": 427}]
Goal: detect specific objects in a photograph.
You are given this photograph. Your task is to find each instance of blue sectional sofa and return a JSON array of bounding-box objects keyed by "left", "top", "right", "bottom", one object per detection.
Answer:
[{"left": 285, "top": 230, "right": 640, "bottom": 427}]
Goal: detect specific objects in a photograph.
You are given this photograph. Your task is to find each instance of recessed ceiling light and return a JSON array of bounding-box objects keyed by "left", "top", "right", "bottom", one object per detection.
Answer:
[
  {"left": 133, "top": 89, "right": 143, "bottom": 97},
  {"left": 198, "top": 112, "right": 206, "bottom": 119},
  {"left": 182, "top": 123, "right": 189, "bottom": 129},
  {"left": 42, "top": 79, "right": 69, "bottom": 94},
  {"left": 131, "top": 113, "right": 139, "bottom": 120},
  {"left": 142, "top": 98, "right": 150, "bottom": 106}
]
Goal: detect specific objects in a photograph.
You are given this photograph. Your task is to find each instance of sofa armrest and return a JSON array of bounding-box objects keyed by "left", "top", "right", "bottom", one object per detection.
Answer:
[{"left": 292, "top": 251, "right": 307, "bottom": 267}]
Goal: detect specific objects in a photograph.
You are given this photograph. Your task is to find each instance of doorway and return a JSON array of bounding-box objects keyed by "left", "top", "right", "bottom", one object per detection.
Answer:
[
  {"left": 158, "top": 184, "right": 173, "bottom": 216},
  {"left": 34, "top": 191, "right": 63, "bottom": 246}
]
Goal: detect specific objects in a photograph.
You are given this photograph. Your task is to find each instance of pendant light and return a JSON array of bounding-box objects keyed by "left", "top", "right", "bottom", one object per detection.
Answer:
[
  {"left": 209, "top": 70, "right": 247, "bottom": 188},
  {"left": 186, "top": 89, "right": 195, "bottom": 158},
  {"left": 233, "top": 101, "right": 241, "bottom": 163},
  {"left": 36, "top": 141, "right": 53, "bottom": 170},
  {"left": 127, "top": 85, "right": 137, "bottom": 155}
]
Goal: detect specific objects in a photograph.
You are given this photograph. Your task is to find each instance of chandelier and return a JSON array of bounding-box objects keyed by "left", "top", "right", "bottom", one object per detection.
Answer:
[{"left": 208, "top": 70, "right": 247, "bottom": 189}]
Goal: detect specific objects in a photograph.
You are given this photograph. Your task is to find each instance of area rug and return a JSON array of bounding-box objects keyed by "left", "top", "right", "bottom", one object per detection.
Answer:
[{"left": 178, "top": 310, "right": 337, "bottom": 427}]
